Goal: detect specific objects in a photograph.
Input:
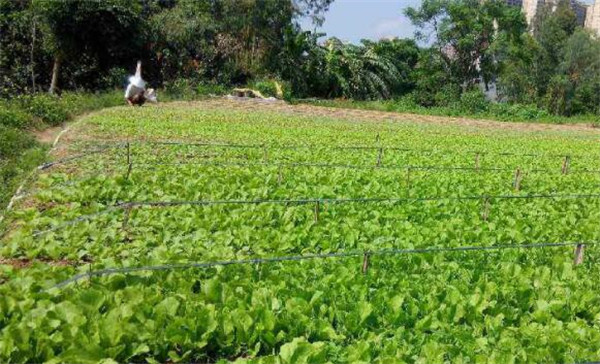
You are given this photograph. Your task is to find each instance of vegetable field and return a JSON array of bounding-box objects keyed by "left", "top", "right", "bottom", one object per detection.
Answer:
[{"left": 2, "top": 101, "right": 600, "bottom": 363}]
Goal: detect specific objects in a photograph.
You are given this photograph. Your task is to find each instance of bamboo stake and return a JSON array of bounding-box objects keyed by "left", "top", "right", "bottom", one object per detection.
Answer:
[
  {"left": 277, "top": 165, "right": 283, "bottom": 184},
  {"left": 126, "top": 141, "right": 131, "bottom": 165},
  {"left": 513, "top": 168, "right": 522, "bottom": 191},
  {"left": 475, "top": 153, "right": 480, "bottom": 172},
  {"left": 561, "top": 155, "right": 570, "bottom": 175},
  {"left": 376, "top": 148, "right": 383, "bottom": 167},
  {"left": 574, "top": 244, "right": 585, "bottom": 265},
  {"left": 362, "top": 252, "right": 370, "bottom": 274},
  {"left": 314, "top": 200, "right": 320, "bottom": 222},
  {"left": 481, "top": 196, "right": 490, "bottom": 221},
  {"left": 122, "top": 206, "right": 131, "bottom": 230},
  {"left": 125, "top": 163, "right": 133, "bottom": 181}
]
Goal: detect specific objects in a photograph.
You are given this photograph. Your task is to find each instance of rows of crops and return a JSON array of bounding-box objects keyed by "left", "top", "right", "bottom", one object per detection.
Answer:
[{"left": 2, "top": 103, "right": 600, "bottom": 363}]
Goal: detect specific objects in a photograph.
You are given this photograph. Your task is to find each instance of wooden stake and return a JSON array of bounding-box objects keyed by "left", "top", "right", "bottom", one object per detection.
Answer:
[
  {"left": 481, "top": 197, "right": 490, "bottom": 221},
  {"left": 122, "top": 206, "right": 131, "bottom": 230},
  {"left": 125, "top": 162, "right": 133, "bottom": 181},
  {"left": 513, "top": 168, "right": 522, "bottom": 191},
  {"left": 362, "top": 252, "right": 370, "bottom": 274},
  {"left": 314, "top": 200, "right": 320, "bottom": 222},
  {"left": 561, "top": 155, "right": 570, "bottom": 175},
  {"left": 475, "top": 153, "right": 480, "bottom": 172},
  {"left": 376, "top": 148, "right": 383, "bottom": 167},
  {"left": 574, "top": 244, "right": 585, "bottom": 265},
  {"left": 277, "top": 166, "right": 283, "bottom": 184}
]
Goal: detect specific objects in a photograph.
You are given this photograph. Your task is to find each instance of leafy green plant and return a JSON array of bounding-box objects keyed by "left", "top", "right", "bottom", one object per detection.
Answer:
[
  {"left": 459, "top": 89, "right": 489, "bottom": 113},
  {"left": 18, "top": 94, "right": 69, "bottom": 126},
  {"left": 2, "top": 103, "right": 600, "bottom": 363},
  {"left": 0, "top": 104, "right": 33, "bottom": 129}
]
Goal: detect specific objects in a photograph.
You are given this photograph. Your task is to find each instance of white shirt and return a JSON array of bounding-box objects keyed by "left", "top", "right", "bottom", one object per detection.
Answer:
[{"left": 125, "top": 83, "right": 144, "bottom": 99}]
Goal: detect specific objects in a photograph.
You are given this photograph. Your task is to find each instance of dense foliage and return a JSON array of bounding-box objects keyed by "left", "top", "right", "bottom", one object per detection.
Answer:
[
  {"left": 2, "top": 0, "right": 600, "bottom": 117},
  {"left": 1, "top": 103, "right": 600, "bottom": 362}
]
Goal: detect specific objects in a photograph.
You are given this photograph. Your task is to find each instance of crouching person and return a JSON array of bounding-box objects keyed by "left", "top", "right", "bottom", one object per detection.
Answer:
[{"left": 125, "top": 61, "right": 157, "bottom": 106}]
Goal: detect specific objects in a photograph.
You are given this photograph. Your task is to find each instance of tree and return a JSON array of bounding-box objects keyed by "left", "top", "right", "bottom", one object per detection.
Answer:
[
  {"left": 34, "top": 0, "right": 144, "bottom": 93},
  {"left": 546, "top": 29, "right": 600, "bottom": 115},
  {"left": 405, "top": 0, "right": 526, "bottom": 92},
  {"left": 321, "top": 38, "right": 402, "bottom": 99},
  {"left": 495, "top": 33, "right": 540, "bottom": 103},
  {"left": 531, "top": 0, "right": 578, "bottom": 98},
  {"left": 275, "top": 26, "right": 328, "bottom": 97},
  {"left": 362, "top": 38, "right": 420, "bottom": 96},
  {"left": 0, "top": 0, "right": 49, "bottom": 96}
]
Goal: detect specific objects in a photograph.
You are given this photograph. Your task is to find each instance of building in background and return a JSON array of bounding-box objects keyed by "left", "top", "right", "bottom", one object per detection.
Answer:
[
  {"left": 511, "top": 0, "right": 600, "bottom": 33},
  {"left": 587, "top": 1, "right": 600, "bottom": 32}
]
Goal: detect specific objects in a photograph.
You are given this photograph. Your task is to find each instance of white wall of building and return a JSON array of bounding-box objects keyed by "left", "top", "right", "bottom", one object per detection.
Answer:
[{"left": 586, "top": 1, "right": 600, "bottom": 34}]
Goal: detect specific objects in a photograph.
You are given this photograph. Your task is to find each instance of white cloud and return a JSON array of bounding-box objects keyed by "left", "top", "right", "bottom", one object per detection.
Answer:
[{"left": 373, "top": 16, "right": 414, "bottom": 40}]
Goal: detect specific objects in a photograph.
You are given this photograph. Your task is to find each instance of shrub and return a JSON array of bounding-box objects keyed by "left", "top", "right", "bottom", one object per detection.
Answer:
[
  {"left": 459, "top": 89, "right": 489, "bottom": 114},
  {"left": 18, "top": 94, "right": 69, "bottom": 126},
  {"left": 196, "top": 83, "right": 228, "bottom": 96},
  {"left": 432, "top": 85, "right": 461, "bottom": 107},
  {"left": 250, "top": 78, "right": 291, "bottom": 100},
  {"left": 60, "top": 91, "right": 123, "bottom": 115},
  {"left": 391, "top": 94, "right": 420, "bottom": 112},
  {"left": 0, "top": 125, "right": 36, "bottom": 159},
  {"left": 0, "top": 103, "right": 33, "bottom": 129},
  {"left": 251, "top": 79, "right": 278, "bottom": 98},
  {"left": 164, "top": 78, "right": 197, "bottom": 101}
]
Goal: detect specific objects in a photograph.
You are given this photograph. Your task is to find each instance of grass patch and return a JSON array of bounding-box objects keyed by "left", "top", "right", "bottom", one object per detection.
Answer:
[{"left": 0, "top": 90, "right": 127, "bottom": 210}]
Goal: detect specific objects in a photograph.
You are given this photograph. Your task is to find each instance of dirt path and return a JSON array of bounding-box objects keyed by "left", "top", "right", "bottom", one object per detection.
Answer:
[{"left": 33, "top": 124, "right": 65, "bottom": 145}]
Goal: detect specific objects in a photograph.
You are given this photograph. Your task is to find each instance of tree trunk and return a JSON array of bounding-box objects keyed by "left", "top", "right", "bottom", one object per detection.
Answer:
[
  {"left": 49, "top": 55, "right": 61, "bottom": 94},
  {"left": 30, "top": 20, "right": 36, "bottom": 91}
]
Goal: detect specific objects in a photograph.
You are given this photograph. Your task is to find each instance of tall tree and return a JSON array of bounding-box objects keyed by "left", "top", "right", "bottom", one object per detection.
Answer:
[
  {"left": 405, "top": 0, "right": 526, "bottom": 92},
  {"left": 546, "top": 29, "right": 600, "bottom": 115},
  {"left": 531, "top": 0, "right": 578, "bottom": 98},
  {"left": 34, "top": 0, "right": 144, "bottom": 93}
]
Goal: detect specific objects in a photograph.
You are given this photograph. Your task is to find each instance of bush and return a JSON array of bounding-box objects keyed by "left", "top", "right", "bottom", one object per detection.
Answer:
[
  {"left": 0, "top": 125, "right": 36, "bottom": 159},
  {"left": 0, "top": 103, "right": 33, "bottom": 128},
  {"left": 487, "top": 103, "right": 551, "bottom": 122},
  {"left": 252, "top": 79, "right": 278, "bottom": 98},
  {"left": 196, "top": 83, "right": 228, "bottom": 96},
  {"left": 164, "top": 78, "right": 197, "bottom": 101},
  {"left": 459, "top": 89, "right": 489, "bottom": 114},
  {"left": 18, "top": 94, "right": 69, "bottom": 126},
  {"left": 250, "top": 78, "right": 291, "bottom": 100},
  {"left": 60, "top": 91, "right": 123, "bottom": 115},
  {"left": 391, "top": 94, "right": 420, "bottom": 112},
  {"left": 433, "top": 85, "right": 461, "bottom": 107}
]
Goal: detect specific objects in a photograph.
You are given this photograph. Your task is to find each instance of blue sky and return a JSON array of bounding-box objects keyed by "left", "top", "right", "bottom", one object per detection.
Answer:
[{"left": 299, "top": 0, "right": 423, "bottom": 44}]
